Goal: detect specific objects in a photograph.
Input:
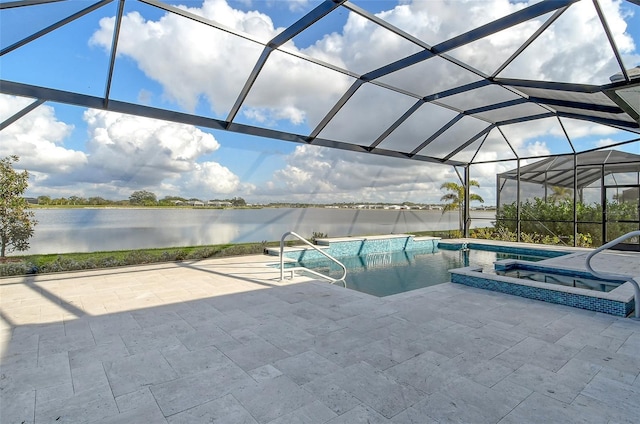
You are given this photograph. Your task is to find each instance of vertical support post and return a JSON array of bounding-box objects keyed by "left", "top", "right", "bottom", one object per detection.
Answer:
[
  {"left": 516, "top": 159, "right": 521, "bottom": 242},
  {"left": 464, "top": 166, "right": 470, "bottom": 238},
  {"left": 496, "top": 173, "right": 501, "bottom": 228},
  {"left": 601, "top": 164, "right": 606, "bottom": 246},
  {"left": 573, "top": 154, "right": 578, "bottom": 246}
]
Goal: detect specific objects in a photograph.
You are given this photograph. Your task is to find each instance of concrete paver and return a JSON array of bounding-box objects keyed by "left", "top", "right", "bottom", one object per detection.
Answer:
[{"left": 1, "top": 253, "right": 639, "bottom": 423}]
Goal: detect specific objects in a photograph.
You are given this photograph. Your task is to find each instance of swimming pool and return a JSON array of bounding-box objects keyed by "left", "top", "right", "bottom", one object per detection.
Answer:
[
  {"left": 290, "top": 247, "right": 551, "bottom": 297},
  {"left": 271, "top": 234, "right": 633, "bottom": 316}
]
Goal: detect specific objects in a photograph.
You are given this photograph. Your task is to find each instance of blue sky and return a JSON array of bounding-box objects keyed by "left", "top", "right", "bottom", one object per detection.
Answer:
[{"left": 1, "top": 0, "right": 639, "bottom": 205}]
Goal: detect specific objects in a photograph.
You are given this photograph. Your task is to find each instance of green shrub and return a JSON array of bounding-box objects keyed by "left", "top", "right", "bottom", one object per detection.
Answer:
[
  {"left": 470, "top": 226, "right": 593, "bottom": 248},
  {"left": 0, "top": 241, "right": 280, "bottom": 277},
  {"left": 497, "top": 198, "right": 635, "bottom": 246},
  {"left": 469, "top": 228, "right": 493, "bottom": 239},
  {"left": 0, "top": 260, "right": 33, "bottom": 277},
  {"left": 310, "top": 231, "right": 328, "bottom": 244}
]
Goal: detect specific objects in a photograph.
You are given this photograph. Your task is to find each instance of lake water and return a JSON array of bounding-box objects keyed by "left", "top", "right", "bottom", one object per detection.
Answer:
[{"left": 25, "top": 208, "right": 496, "bottom": 255}]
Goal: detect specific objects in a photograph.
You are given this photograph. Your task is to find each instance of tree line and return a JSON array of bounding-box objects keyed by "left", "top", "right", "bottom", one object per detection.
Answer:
[{"left": 35, "top": 191, "right": 248, "bottom": 207}]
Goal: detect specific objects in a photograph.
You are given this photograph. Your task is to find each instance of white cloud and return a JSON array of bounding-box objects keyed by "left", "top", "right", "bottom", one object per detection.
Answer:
[
  {"left": 137, "top": 89, "right": 153, "bottom": 105},
  {"left": 89, "top": 0, "right": 353, "bottom": 128},
  {"left": 173, "top": 161, "right": 243, "bottom": 195},
  {"left": 281, "top": 0, "right": 310, "bottom": 13},
  {"left": 82, "top": 110, "right": 242, "bottom": 197},
  {"left": 258, "top": 144, "right": 455, "bottom": 203},
  {"left": 596, "top": 138, "right": 619, "bottom": 148},
  {"left": 0, "top": 95, "right": 242, "bottom": 199},
  {"left": 91, "top": 9, "right": 268, "bottom": 115},
  {"left": 0, "top": 95, "right": 86, "bottom": 174},
  {"left": 524, "top": 140, "right": 552, "bottom": 157},
  {"left": 560, "top": 117, "right": 621, "bottom": 140},
  {"left": 492, "top": 0, "right": 636, "bottom": 84}
]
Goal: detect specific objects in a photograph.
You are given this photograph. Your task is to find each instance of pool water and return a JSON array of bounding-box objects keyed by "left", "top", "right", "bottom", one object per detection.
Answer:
[
  {"left": 292, "top": 247, "right": 549, "bottom": 297},
  {"left": 495, "top": 267, "right": 621, "bottom": 292}
]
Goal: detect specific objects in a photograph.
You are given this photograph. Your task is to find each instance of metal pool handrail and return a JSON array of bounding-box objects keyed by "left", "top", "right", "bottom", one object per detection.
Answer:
[
  {"left": 279, "top": 231, "right": 346, "bottom": 284},
  {"left": 585, "top": 230, "right": 640, "bottom": 318}
]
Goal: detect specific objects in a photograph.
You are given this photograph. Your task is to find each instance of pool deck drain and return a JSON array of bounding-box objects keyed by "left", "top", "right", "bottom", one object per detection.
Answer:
[{"left": 1, "top": 251, "right": 639, "bottom": 423}]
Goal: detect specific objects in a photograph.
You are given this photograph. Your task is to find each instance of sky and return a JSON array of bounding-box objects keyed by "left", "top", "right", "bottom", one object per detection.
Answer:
[{"left": 1, "top": 0, "right": 640, "bottom": 205}]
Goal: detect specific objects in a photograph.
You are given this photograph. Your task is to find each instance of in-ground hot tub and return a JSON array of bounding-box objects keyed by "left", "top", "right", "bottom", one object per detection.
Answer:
[
  {"left": 492, "top": 261, "right": 621, "bottom": 292},
  {"left": 450, "top": 259, "right": 636, "bottom": 317}
]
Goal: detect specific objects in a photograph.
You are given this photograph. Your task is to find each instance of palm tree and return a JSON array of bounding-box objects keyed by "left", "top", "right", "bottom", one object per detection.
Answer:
[
  {"left": 548, "top": 185, "right": 572, "bottom": 203},
  {"left": 440, "top": 180, "right": 484, "bottom": 232}
]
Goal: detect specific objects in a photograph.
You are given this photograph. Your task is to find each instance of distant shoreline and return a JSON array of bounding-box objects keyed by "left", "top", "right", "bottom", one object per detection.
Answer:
[
  {"left": 30, "top": 204, "right": 497, "bottom": 211},
  {"left": 30, "top": 205, "right": 262, "bottom": 210}
]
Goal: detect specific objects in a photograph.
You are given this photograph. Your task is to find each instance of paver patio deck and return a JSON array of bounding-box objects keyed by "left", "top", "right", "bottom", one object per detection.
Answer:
[{"left": 1, "top": 251, "right": 639, "bottom": 423}]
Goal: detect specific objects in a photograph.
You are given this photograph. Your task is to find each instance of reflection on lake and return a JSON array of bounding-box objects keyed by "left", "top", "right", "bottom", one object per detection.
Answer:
[{"left": 27, "top": 208, "right": 496, "bottom": 255}]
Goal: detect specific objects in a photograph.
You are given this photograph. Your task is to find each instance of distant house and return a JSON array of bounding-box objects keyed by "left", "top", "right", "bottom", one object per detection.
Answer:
[{"left": 207, "top": 201, "right": 232, "bottom": 207}]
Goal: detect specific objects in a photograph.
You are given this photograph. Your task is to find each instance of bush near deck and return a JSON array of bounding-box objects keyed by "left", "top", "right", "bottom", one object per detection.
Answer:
[
  {"left": 496, "top": 198, "right": 637, "bottom": 247},
  {"left": 0, "top": 242, "right": 279, "bottom": 277}
]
